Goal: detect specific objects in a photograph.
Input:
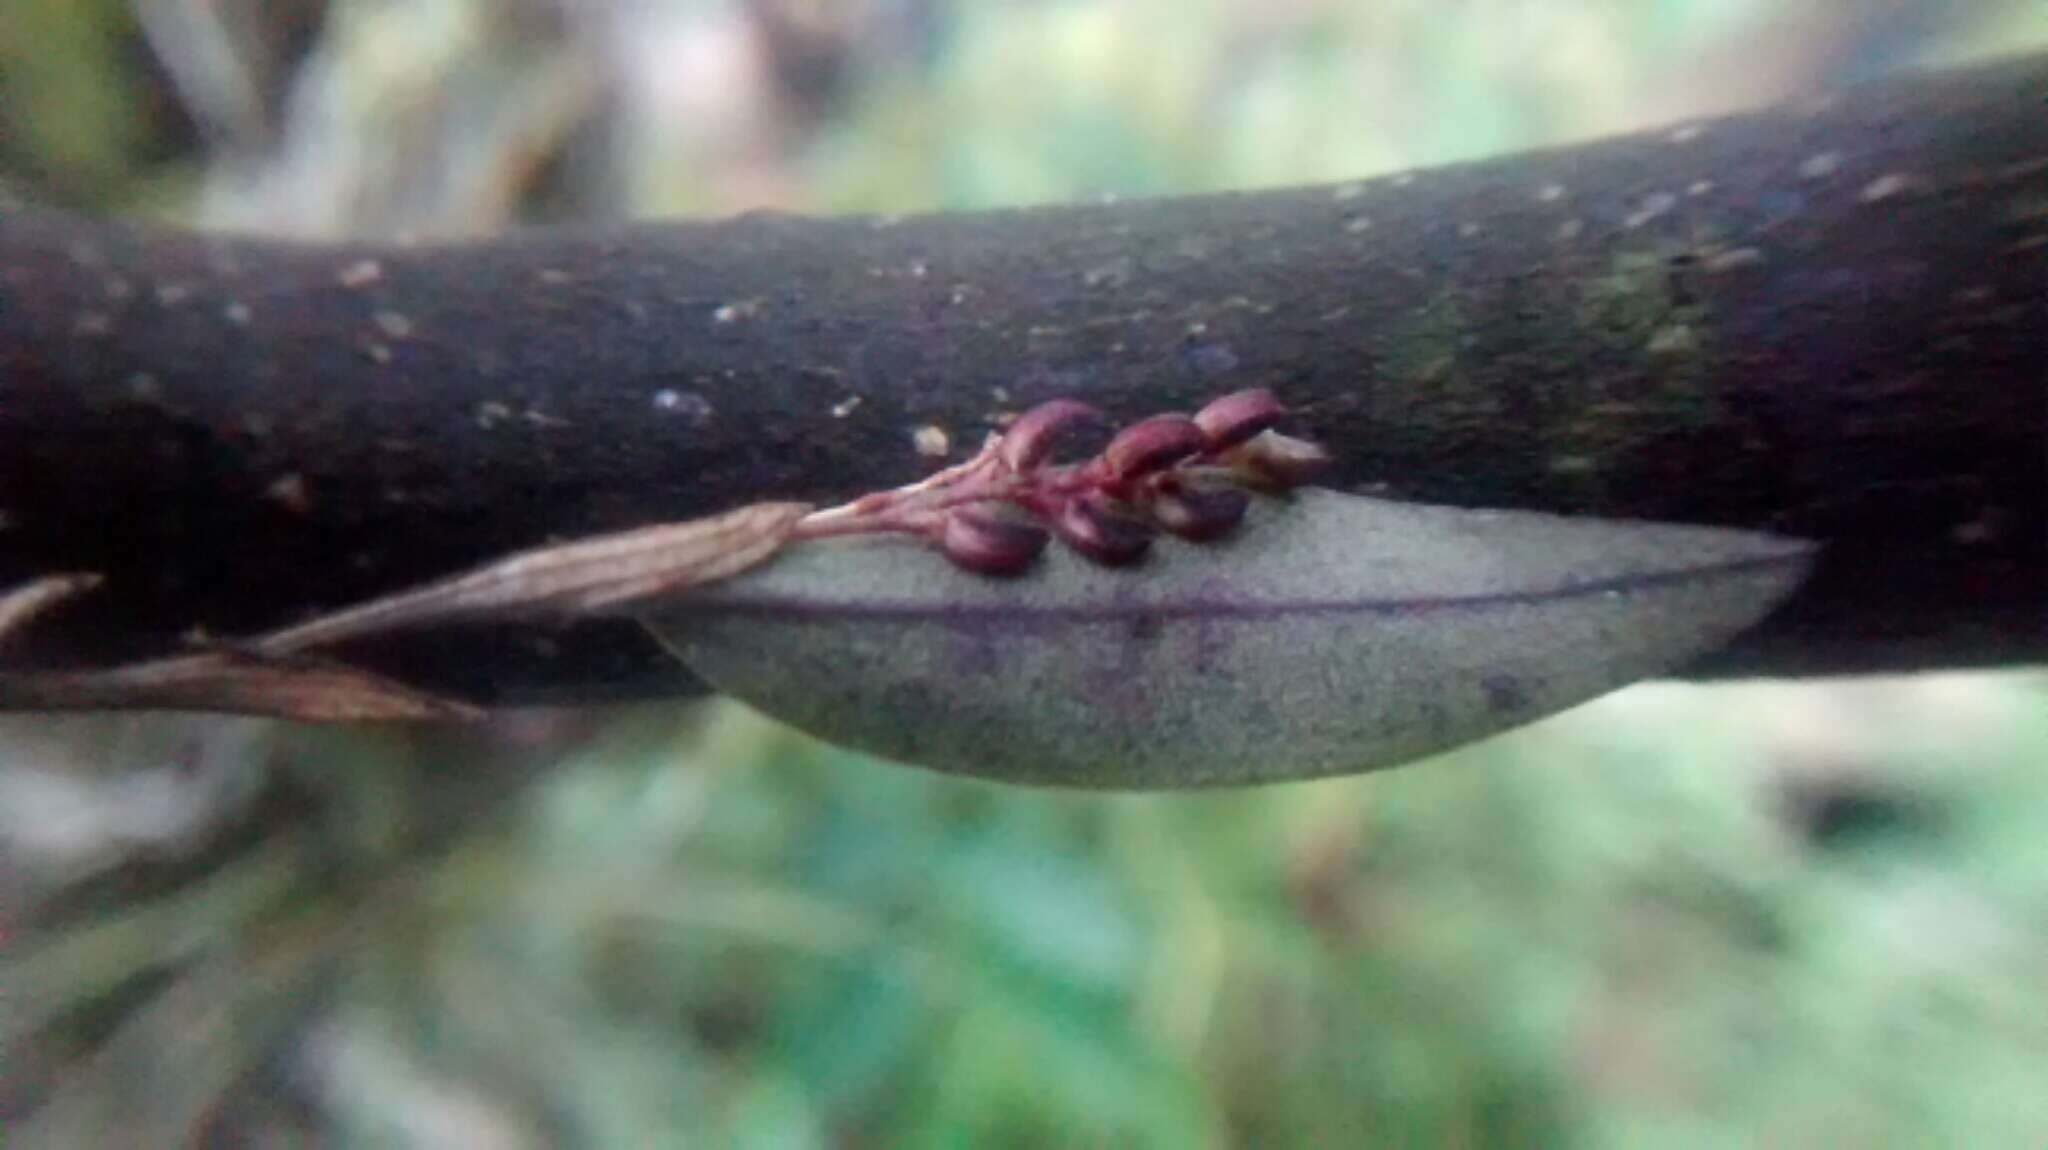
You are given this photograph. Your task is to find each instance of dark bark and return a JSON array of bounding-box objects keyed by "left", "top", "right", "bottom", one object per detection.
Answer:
[{"left": 3, "top": 55, "right": 2044, "bottom": 705}]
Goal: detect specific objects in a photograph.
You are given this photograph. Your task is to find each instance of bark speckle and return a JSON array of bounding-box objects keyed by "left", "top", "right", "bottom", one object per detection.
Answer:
[
  {"left": 371, "top": 310, "right": 414, "bottom": 339},
  {"left": 1705, "top": 247, "right": 1764, "bottom": 272},
  {"left": 1859, "top": 173, "right": 1917, "bottom": 203},
  {"left": 338, "top": 258, "right": 384, "bottom": 288},
  {"left": 265, "top": 473, "right": 312, "bottom": 515},
  {"left": 1624, "top": 192, "right": 1677, "bottom": 229},
  {"left": 1800, "top": 151, "right": 1843, "bottom": 179},
  {"left": 653, "top": 389, "right": 714, "bottom": 424},
  {"left": 713, "top": 299, "right": 763, "bottom": 324}
]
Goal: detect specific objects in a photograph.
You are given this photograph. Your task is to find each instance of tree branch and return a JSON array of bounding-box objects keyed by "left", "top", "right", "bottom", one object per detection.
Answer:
[{"left": 3, "top": 54, "right": 2043, "bottom": 705}]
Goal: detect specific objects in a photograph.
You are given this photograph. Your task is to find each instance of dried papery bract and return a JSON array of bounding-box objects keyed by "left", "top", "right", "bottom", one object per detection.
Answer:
[
  {"left": 1227, "top": 430, "right": 1332, "bottom": 491},
  {"left": 0, "top": 504, "right": 813, "bottom": 720}
]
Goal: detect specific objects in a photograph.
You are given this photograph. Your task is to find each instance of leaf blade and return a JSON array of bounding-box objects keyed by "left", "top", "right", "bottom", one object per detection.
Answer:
[{"left": 648, "top": 490, "right": 1816, "bottom": 788}]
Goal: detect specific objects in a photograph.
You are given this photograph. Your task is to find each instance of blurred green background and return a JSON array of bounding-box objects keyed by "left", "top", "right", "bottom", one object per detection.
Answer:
[{"left": 5, "top": 1, "right": 2048, "bottom": 1146}]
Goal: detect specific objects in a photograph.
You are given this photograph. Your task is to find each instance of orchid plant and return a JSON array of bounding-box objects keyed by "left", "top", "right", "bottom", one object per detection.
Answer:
[{"left": 0, "top": 388, "right": 1812, "bottom": 788}]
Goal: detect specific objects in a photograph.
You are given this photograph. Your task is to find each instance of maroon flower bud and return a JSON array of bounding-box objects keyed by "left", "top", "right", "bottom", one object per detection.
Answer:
[
  {"left": 1150, "top": 483, "right": 1250, "bottom": 541},
  {"left": 1225, "top": 430, "right": 1332, "bottom": 490},
  {"left": 1103, "top": 414, "right": 1207, "bottom": 479},
  {"left": 940, "top": 504, "right": 1049, "bottom": 575},
  {"left": 998, "top": 399, "right": 1106, "bottom": 473},
  {"left": 1051, "top": 493, "right": 1153, "bottom": 566},
  {"left": 1192, "top": 388, "right": 1286, "bottom": 450}
]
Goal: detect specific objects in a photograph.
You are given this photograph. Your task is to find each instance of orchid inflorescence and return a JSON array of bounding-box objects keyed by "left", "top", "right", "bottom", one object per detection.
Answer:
[{"left": 795, "top": 389, "right": 1330, "bottom": 574}]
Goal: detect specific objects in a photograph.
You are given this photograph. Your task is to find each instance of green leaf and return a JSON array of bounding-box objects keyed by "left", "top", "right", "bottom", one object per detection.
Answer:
[{"left": 646, "top": 489, "right": 1813, "bottom": 789}]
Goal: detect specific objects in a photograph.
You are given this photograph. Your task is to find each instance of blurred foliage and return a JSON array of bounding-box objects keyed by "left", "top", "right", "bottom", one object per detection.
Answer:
[
  {"left": 9, "top": 678, "right": 2048, "bottom": 1145},
  {"left": 5, "top": 1, "right": 2048, "bottom": 1146}
]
